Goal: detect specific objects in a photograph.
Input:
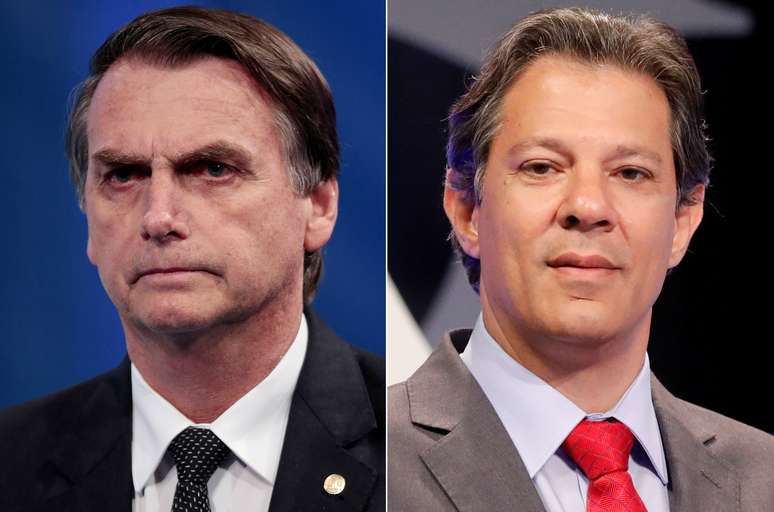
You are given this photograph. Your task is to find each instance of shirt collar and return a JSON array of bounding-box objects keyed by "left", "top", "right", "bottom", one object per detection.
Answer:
[
  {"left": 131, "top": 313, "right": 308, "bottom": 494},
  {"left": 460, "top": 314, "right": 668, "bottom": 484}
]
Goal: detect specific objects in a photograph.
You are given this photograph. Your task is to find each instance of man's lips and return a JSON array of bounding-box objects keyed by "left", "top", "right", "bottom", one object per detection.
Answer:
[
  {"left": 133, "top": 267, "right": 213, "bottom": 283},
  {"left": 546, "top": 252, "right": 619, "bottom": 270}
]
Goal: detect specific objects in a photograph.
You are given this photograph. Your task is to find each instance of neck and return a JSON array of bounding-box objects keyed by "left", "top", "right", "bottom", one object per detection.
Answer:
[
  {"left": 481, "top": 299, "right": 649, "bottom": 414},
  {"left": 124, "top": 295, "right": 303, "bottom": 423}
]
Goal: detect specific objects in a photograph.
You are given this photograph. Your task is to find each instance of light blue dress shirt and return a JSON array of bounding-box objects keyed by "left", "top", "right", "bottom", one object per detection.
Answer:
[{"left": 460, "top": 315, "right": 670, "bottom": 512}]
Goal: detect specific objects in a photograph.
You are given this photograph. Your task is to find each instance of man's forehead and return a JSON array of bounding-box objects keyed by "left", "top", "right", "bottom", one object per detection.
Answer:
[
  {"left": 86, "top": 56, "right": 280, "bottom": 159},
  {"left": 494, "top": 55, "right": 673, "bottom": 159},
  {"left": 88, "top": 55, "right": 273, "bottom": 123},
  {"left": 99, "top": 53, "right": 261, "bottom": 88},
  {"left": 502, "top": 55, "right": 669, "bottom": 112}
]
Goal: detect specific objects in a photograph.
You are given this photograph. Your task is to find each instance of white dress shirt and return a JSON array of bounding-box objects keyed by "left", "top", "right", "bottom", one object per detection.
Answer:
[
  {"left": 131, "top": 314, "right": 308, "bottom": 512},
  {"left": 460, "top": 315, "right": 670, "bottom": 512}
]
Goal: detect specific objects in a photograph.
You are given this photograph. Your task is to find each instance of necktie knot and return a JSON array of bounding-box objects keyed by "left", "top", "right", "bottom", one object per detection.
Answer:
[
  {"left": 562, "top": 418, "right": 647, "bottom": 511},
  {"left": 169, "top": 427, "right": 230, "bottom": 485},
  {"left": 562, "top": 418, "right": 635, "bottom": 480}
]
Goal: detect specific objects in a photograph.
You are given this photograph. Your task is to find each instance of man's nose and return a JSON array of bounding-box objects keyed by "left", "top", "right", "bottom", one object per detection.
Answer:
[
  {"left": 140, "top": 171, "right": 191, "bottom": 242},
  {"left": 555, "top": 168, "right": 618, "bottom": 232}
]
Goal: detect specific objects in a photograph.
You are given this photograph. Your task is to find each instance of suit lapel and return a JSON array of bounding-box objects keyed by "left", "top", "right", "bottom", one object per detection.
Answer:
[
  {"left": 408, "top": 333, "right": 743, "bottom": 512},
  {"left": 409, "top": 332, "right": 546, "bottom": 512},
  {"left": 36, "top": 360, "right": 133, "bottom": 512},
  {"left": 269, "top": 311, "right": 380, "bottom": 512},
  {"left": 651, "top": 376, "right": 740, "bottom": 512}
]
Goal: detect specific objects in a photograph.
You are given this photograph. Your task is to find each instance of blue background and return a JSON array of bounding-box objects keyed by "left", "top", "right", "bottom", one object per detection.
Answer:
[{"left": 0, "top": 1, "right": 385, "bottom": 408}]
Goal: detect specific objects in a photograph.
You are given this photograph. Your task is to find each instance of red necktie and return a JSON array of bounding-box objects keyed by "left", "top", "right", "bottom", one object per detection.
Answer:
[{"left": 562, "top": 418, "right": 648, "bottom": 512}]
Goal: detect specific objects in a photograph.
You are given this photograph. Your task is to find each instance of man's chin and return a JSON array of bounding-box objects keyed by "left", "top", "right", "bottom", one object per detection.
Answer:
[
  {"left": 547, "top": 319, "right": 640, "bottom": 351},
  {"left": 143, "top": 318, "right": 213, "bottom": 338},
  {"left": 537, "top": 303, "right": 624, "bottom": 346},
  {"left": 125, "top": 305, "right": 226, "bottom": 339}
]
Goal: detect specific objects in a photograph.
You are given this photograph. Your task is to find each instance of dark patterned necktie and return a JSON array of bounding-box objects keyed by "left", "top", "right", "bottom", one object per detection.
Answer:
[
  {"left": 168, "top": 427, "right": 231, "bottom": 512},
  {"left": 562, "top": 418, "right": 648, "bottom": 512}
]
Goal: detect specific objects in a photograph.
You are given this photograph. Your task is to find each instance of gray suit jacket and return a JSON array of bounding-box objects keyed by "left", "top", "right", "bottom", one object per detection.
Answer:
[{"left": 388, "top": 330, "right": 774, "bottom": 511}]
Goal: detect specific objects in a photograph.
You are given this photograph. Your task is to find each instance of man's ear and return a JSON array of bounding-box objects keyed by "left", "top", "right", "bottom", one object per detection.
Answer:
[
  {"left": 443, "top": 169, "right": 480, "bottom": 259},
  {"left": 668, "top": 184, "right": 705, "bottom": 268},
  {"left": 304, "top": 178, "right": 338, "bottom": 252}
]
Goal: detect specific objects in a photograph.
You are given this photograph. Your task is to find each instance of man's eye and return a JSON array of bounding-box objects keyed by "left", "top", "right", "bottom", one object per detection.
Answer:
[
  {"left": 194, "top": 161, "right": 235, "bottom": 179},
  {"left": 521, "top": 163, "right": 554, "bottom": 175},
  {"left": 619, "top": 168, "right": 649, "bottom": 181},
  {"left": 106, "top": 166, "right": 144, "bottom": 184},
  {"left": 114, "top": 169, "right": 132, "bottom": 182},
  {"left": 205, "top": 162, "right": 227, "bottom": 177}
]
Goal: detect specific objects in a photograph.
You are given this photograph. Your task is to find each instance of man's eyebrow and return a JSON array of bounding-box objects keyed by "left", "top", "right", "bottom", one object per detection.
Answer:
[
  {"left": 173, "top": 141, "right": 254, "bottom": 169},
  {"left": 506, "top": 137, "right": 663, "bottom": 166},
  {"left": 507, "top": 137, "right": 572, "bottom": 158},
  {"left": 91, "top": 141, "right": 254, "bottom": 169},
  {"left": 607, "top": 144, "right": 663, "bottom": 166},
  {"left": 91, "top": 149, "right": 149, "bottom": 168}
]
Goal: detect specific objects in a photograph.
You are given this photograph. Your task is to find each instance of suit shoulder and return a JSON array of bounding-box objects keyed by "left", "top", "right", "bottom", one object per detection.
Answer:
[
  {"left": 306, "top": 308, "right": 383, "bottom": 383},
  {"left": 387, "top": 380, "right": 438, "bottom": 449},
  {"left": 387, "top": 382, "right": 420, "bottom": 445},
  {"left": 668, "top": 393, "right": 774, "bottom": 469},
  {"left": 0, "top": 365, "right": 125, "bottom": 500},
  {"left": 0, "top": 367, "right": 116, "bottom": 439},
  {"left": 347, "top": 343, "right": 385, "bottom": 424},
  {"left": 348, "top": 343, "right": 385, "bottom": 387},
  {"left": 306, "top": 309, "right": 384, "bottom": 417},
  {"left": 388, "top": 381, "right": 410, "bottom": 423}
]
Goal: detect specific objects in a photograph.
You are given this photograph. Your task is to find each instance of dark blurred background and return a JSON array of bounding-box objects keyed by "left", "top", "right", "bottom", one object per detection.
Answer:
[
  {"left": 389, "top": 0, "right": 772, "bottom": 432},
  {"left": 0, "top": 0, "right": 385, "bottom": 408}
]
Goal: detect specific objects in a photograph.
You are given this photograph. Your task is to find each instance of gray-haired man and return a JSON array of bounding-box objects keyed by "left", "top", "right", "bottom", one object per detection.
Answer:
[{"left": 389, "top": 8, "right": 773, "bottom": 511}]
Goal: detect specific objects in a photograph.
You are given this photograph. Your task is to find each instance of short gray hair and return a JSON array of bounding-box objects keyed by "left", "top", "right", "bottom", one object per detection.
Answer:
[
  {"left": 65, "top": 6, "right": 339, "bottom": 302},
  {"left": 446, "top": 7, "right": 712, "bottom": 292}
]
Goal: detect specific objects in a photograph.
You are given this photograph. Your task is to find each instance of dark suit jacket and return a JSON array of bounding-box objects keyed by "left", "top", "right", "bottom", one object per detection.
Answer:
[
  {"left": 0, "top": 311, "right": 384, "bottom": 512},
  {"left": 388, "top": 330, "right": 774, "bottom": 511}
]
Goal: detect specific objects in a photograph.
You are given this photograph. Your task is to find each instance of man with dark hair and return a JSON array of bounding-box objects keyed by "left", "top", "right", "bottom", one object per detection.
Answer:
[
  {"left": 0, "top": 7, "right": 383, "bottom": 511},
  {"left": 389, "top": 7, "right": 772, "bottom": 511}
]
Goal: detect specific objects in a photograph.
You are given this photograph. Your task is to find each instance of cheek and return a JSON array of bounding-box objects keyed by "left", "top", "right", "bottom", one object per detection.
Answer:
[
  {"left": 87, "top": 211, "right": 125, "bottom": 268},
  {"left": 623, "top": 208, "right": 676, "bottom": 283},
  {"left": 644, "top": 209, "right": 677, "bottom": 262},
  {"left": 480, "top": 195, "right": 546, "bottom": 256},
  {"left": 216, "top": 197, "right": 307, "bottom": 262},
  {"left": 477, "top": 203, "right": 545, "bottom": 299}
]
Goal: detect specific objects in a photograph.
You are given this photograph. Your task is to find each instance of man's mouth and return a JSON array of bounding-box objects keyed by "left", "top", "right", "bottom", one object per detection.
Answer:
[
  {"left": 547, "top": 252, "right": 619, "bottom": 270},
  {"left": 133, "top": 267, "right": 212, "bottom": 284}
]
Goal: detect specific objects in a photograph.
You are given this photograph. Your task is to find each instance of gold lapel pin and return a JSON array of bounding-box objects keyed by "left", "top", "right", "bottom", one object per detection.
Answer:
[{"left": 323, "top": 473, "right": 346, "bottom": 495}]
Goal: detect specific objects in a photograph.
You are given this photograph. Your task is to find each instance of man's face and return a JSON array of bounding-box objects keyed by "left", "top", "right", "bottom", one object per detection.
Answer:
[
  {"left": 84, "top": 56, "right": 335, "bottom": 336},
  {"left": 447, "top": 55, "right": 703, "bottom": 347}
]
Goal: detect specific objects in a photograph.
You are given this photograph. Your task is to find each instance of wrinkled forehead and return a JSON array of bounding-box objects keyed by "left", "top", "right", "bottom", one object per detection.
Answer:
[
  {"left": 85, "top": 56, "right": 283, "bottom": 162},
  {"left": 89, "top": 55, "right": 271, "bottom": 123}
]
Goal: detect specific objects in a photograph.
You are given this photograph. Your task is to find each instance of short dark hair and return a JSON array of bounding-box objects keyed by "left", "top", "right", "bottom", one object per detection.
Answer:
[
  {"left": 65, "top": 6, "right": 339, "bottom": 302},
  {"left": 446, "top": 7, "right": 712, "bottom": 292}
]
